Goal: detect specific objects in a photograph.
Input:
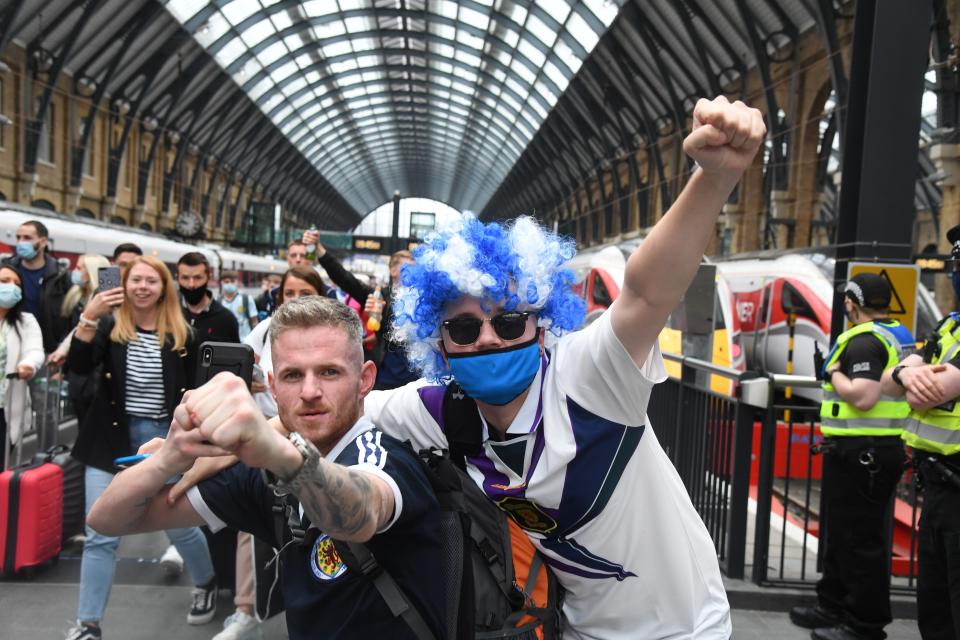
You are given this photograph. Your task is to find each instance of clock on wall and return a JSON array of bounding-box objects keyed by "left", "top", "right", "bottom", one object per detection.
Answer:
[{"left": 175, "top": 211, "right": 202, "bottom": 238}]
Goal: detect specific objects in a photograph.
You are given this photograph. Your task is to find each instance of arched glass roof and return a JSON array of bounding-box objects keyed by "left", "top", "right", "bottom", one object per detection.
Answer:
[{"left": 162, "top": 0, "right": 624, "bottom": 215}]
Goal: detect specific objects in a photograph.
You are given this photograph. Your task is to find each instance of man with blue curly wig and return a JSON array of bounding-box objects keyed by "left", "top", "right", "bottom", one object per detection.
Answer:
[{"left": 365, "top": 96, "right": 766, "bottom": 639}]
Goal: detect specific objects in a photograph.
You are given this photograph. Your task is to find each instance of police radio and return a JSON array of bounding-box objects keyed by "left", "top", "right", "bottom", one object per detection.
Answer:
[{"left": 921, "top": 334, "right": 941, "bottom": 364}]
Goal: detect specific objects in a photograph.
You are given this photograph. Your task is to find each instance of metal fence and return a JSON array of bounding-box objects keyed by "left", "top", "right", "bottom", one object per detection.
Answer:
[{"left": 650, "top": 355, "right": 920, "bottom": 593}]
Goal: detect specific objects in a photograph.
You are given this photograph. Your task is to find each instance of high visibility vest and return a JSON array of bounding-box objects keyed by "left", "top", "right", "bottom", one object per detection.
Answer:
[
  {"left": 903, "top": 313, "right": 960, "bottom": 455},
  {"left": 820, "top": 320, "right": 915, "bottom": 437}
]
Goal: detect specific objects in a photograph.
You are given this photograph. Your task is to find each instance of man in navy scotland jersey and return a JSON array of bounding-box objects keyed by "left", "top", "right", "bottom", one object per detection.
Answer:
[{"left": 87, "top": 297, "right": 446, "bottom": 639}]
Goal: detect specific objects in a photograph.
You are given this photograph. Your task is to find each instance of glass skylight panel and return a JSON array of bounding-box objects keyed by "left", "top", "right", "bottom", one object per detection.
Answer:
[
  {"left": 270, "top": 11, "right": 293, "bottom": 31},
  {"left": 538, "top": 0, "right": 570, "bottom": 24},
  {"left": 583, "top": 0, "right": 619, "bottom": 27},
  {"left": 274, "top": 104, "right": 294, "bottom": 121},
  {"left": 459, "top": 6, "right": 490, "bottom": 31},
  {"left": 322, "top": 40, "right": 353, "bottom": 58},
  {"left": 302, "top": 0, "right": 337, "bottom": 17},
  {"left": 511, "top": 59, "right": 537, "bottom": 85},
  {"left": 241, "top": 20, "right": 274, "bottom": 48},
  {"left": 456, "top": 28, "right": 485, "bottom": 51},
  {"left": 258, "top": 40, "right": 287, "bottom": 66},
  {"left": 455, "top": 49, "right": 482, "bottom": 67},
  {"left": 501, "top": 92, "right": 521, "bottom": 114},
  {"left": 222, "top": 0, "right": 259, "bottom": 26},
  {"left": 504, "top": 75, "right": 525, "bottom": 97},
  {"left": 435, "top": 0, "right": 458, "bottom": 20},
  {"left": 542, "top": 59, "right": 567, "bottom": 91},
  {"left": 271, "top": 60, "right": 298, "bottom": 82},
  {"left": 352, "top": 37, "right": 377, "bottom": 52},
  {"left": 215, "top": 37, "right": 248, "bottom": 66},
  {"left": 497, "top": 25, "right": 520, "bottom": 48},
  {"left": 526, "top": 13, "right": 558, "bottom": 47},
  {"left": 283, "top": 32, "right": 304, "bottom": 51},
  {"left": 504, "top": 2, "right": 528, "bottom": 26},
  {"left": 553, "top": 38, "right": 582, "bottom": 74},
  {"left": 566, "top": 11, "right": 598, "bottom": 51},
  {"left": 248, "top": 77, "right": 273, "bottom": 101},
  {"left": 517, "top": 38, "right": 546, "bottom": 67},
  {"left": 430, "top": 59, "right": 453, "bottom": 75},
  {"left": 195, "top": 12, "right": 230, "bottom": 46},
  {"left": 330, "top": 59, "right": 358, "bottom": 74},
  {"left": 284, "top": 76, "right": 308, "bottom": 95},
  {"left": 313, "top": 19, "right": 347, "bottom": 39}
]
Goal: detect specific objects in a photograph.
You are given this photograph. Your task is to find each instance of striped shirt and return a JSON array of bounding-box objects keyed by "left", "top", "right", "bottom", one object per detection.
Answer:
[{"left": 125, "top": 330, "right": 166, "bottom": 418}]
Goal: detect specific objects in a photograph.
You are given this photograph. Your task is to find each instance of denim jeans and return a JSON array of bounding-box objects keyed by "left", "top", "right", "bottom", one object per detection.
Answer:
[{"left": 77, "top": 415, "right": 215, "bottom": 623}]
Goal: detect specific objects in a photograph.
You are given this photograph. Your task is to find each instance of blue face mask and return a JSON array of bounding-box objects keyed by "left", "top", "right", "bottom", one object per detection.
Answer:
[
  {"left": 71, "top": 270, "right": 86, "bottom": 287},
  {"left": 15, "top": 241, "right": 38, "bottom": 261},
  {"left": 0, "top": 283, "right": 22, "bottom": 309},
  {"left": 222, "top": 283, "right": 238, "bottom": 296},
  {"left": 446, "top": 331, "right": 542, "bottom": 405}
]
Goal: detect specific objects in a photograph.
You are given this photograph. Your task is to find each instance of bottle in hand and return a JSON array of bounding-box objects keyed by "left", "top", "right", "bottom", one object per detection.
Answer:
[{"left": 366, "top": 286, "right": 383, "bottom": 333}]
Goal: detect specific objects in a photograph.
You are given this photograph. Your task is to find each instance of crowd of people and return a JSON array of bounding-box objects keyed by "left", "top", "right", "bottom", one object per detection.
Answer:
[{"left": 2, "top": 93, "right": 956, "bottom": 640}]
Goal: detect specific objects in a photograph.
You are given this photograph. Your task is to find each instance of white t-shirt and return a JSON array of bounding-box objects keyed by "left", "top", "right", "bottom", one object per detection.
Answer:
[
  {"left": 244, "top": 318, "right": 276, "bottom": 418},
  {"left": 364, "top": 311, "right": 731, "bottom": 640}
]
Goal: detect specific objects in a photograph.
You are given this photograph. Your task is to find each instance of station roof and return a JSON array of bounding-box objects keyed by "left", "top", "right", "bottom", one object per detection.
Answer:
[{"left": 15, "top": 0, "right": 923, "bottom": 235}]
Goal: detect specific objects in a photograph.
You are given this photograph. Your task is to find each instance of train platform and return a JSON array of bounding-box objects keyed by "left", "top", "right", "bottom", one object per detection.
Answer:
[{"left": 0, "top": 529, "right": 921, "bottom": 639}]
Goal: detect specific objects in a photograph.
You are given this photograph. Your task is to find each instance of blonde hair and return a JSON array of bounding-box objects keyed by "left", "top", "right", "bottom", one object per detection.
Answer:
[
  {"left": 62, "top": 254, "right": 110, "bottom": 317},
  {"left": 111, "top": 256, "right": 190, "bottom": 351}
]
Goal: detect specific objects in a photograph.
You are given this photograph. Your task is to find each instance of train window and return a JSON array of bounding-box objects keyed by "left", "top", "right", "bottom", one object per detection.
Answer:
[
  {"left": 714, "top": 293, "right": 726, "bottom": 330},
  {"left": 780, "top": 281, "right": 817, "bottom": 321},
  {"left": 592, "top": 272, "right": 612, "bottom": 308}
]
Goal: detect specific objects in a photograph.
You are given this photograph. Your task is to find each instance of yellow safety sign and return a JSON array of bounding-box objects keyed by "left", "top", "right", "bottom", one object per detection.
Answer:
[{"left": 847, "top": 262, "right": 920, "bottom": 335}]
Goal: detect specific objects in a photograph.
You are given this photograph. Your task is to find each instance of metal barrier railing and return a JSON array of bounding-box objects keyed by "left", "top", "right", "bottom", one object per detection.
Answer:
[
  {"left": 5, "top": 366, "right": 76, "bottom": 468},
  {"left": 652, "top": 357, "right": 919, "bottom": 594},
  {"left": 648, "top": 353, "right": 758, "bottom": 580}
]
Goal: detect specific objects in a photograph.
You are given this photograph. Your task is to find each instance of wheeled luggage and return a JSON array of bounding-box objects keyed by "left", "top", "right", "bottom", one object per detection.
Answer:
[{"left": 0, "top": 458, "right": 63, "bottom": 575}]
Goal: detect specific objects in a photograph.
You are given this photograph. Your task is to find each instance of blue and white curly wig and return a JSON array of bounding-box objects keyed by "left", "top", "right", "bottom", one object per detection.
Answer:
[{"left": 390, "top": 214, "right": 586, "bottom": 380}]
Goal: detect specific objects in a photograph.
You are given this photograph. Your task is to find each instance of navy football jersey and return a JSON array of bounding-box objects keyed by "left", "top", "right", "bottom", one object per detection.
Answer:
[{"left": 190, "top": 418, "right": 446, "bottom": 639}]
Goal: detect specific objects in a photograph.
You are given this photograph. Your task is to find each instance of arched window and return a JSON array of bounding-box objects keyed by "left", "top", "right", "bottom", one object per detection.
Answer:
[
  {"left": 110, "top": 215, "right": 126, "bottom": 226},
  {"left": 31, "top": 199, "right": 56, "bottom": 212},
  {"left": 138, "top": 222, "right": 152, "bottom": 232}
]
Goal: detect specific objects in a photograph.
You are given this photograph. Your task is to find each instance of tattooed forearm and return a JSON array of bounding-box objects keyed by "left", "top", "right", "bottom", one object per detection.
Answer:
[
  {"left": 120, "top": 496, "right": 153, "bottom": 531},
  {"left": 294, "top": 457, "right": 385, "bottom": 541}
]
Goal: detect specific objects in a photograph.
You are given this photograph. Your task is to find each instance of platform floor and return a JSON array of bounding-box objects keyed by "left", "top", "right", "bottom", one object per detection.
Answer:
[{"left": 0, "top": 529, "right": 923, "bottom": 639}]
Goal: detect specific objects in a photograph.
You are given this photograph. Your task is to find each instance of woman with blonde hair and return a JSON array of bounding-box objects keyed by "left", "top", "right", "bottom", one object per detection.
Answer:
[
  {"left": 52, "top": 253, "right": 110, "bottom": 423},
  {"left": 64, "top": 256, "right": 217, "bottom": 640}
]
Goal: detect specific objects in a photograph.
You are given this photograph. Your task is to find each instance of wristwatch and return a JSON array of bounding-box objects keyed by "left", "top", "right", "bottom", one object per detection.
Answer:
[
  {"left": 275, "top": 431, "right": 321, "bottom": 494},
  {"left": 891, "top": 364, "right": 907, "bottom": 388}
]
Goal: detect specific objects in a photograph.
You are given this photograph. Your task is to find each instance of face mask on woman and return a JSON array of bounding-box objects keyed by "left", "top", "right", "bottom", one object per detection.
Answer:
[
  {"left": 0, "top": 283, "right": 23, "bottom": 309},
  {"left": 71, "top": 270, "right": 86, "bottom": 287}
]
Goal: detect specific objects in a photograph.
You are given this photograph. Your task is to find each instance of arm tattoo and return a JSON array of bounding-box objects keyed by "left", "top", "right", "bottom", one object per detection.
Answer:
[
  {"left": 295, "top": 458, "right": 382, "bottom": 539},
  {"left": 121, "top": 496, "right": 152, "bottom": 531}
]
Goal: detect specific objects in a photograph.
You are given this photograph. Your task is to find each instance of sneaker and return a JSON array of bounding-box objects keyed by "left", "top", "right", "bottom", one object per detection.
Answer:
[
  {"left": 187, "top": 579, "right": 218, "bottom": 625},
  {"left": 65, "top": 622, "right": 101, "bottom": 640},
  {"left": 159, "top": 544, "right": 184, "bottom": 577},
  {"left": 212, "top": 611, "right": 263, "bottom": 640}
]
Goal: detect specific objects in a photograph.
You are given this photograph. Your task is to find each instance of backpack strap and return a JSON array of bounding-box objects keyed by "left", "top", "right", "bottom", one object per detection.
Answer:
[
  {"left": 334, "top": 540, "right": 437, "bottom": 640},
  {"left": 441, "top": 382, "right": 484, "bottom": 469}
]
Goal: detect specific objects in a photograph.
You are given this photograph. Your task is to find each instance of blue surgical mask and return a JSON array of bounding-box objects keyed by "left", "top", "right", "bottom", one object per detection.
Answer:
[
  {"left": 15, "top": 241, "right": 38, "bottom": 261},
  {"left": 71, "top": 270, "right": 86, "bottom": 287},
  {"left": 222, "top": 283, "right": 238, "bottom": 296},
  {"left": 446, "top": 331, "right": 542, "bottom": 405},
  {"left": 0, "top": 283, "right": 22, "bottom": 309}
]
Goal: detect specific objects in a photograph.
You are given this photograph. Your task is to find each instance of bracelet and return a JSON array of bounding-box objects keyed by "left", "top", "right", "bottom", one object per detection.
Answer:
[
  {"left": 891, "top": 365, "right": 906, "bottom": 388},
  {"left": 77, "top": 315, "right": 99, "bottom": 330},
  {"left": 274, "top": 432, "right": 322, "bottom": 494}
]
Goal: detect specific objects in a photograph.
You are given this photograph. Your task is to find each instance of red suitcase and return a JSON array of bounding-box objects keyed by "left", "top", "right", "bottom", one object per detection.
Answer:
[{"left": 0, "top": 459, "right": 63, "bottom": 575}]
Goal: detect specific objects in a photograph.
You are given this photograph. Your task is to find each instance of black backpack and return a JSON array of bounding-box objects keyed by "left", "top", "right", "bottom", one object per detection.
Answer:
[{"left": 263, "top": 385, "right": 562, "bottom": 639}]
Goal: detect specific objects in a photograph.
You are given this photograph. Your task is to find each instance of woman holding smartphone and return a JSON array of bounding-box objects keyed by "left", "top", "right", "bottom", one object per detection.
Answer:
[
  {"left": 0, "top": 265, "right": 44, "bottom": 469},
  {"left": 65, "top": 256, "right": 217, "bottom": 640}
]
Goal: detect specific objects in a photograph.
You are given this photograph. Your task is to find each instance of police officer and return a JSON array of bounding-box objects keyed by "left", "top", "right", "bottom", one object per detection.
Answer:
[
  {"left": 791, "top": 272, "right": 915, "bottom": 640},
  {"left": 880, "top": 225, "right": 960, "bottom": 640}
]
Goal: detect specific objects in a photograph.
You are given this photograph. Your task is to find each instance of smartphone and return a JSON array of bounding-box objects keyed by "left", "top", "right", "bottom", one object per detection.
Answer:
[
  {"left": 196, "top": 342, "right": 255, "bottom": 389},
  {"left": 114, "top": 453, "right": 151, "bottom": 469},
  {"left": 98, "top": 266, "right": 122, "bottom": 293}
]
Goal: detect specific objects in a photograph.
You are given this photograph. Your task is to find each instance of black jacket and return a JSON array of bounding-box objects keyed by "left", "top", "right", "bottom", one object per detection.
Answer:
[
  {"left": 183, "top": 294, "right": 240, "bottom": 345},
  {"left": 1, "top": 253, "right": 70, "bottom": 352},
  {"left": 67, "top": 316, "right": 196, "bottom": 473}
]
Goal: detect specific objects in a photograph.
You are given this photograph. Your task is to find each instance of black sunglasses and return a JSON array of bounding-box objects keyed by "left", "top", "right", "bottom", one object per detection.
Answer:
[{"left": 441, "top": 311, "right": 531, "bottom": 346}]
